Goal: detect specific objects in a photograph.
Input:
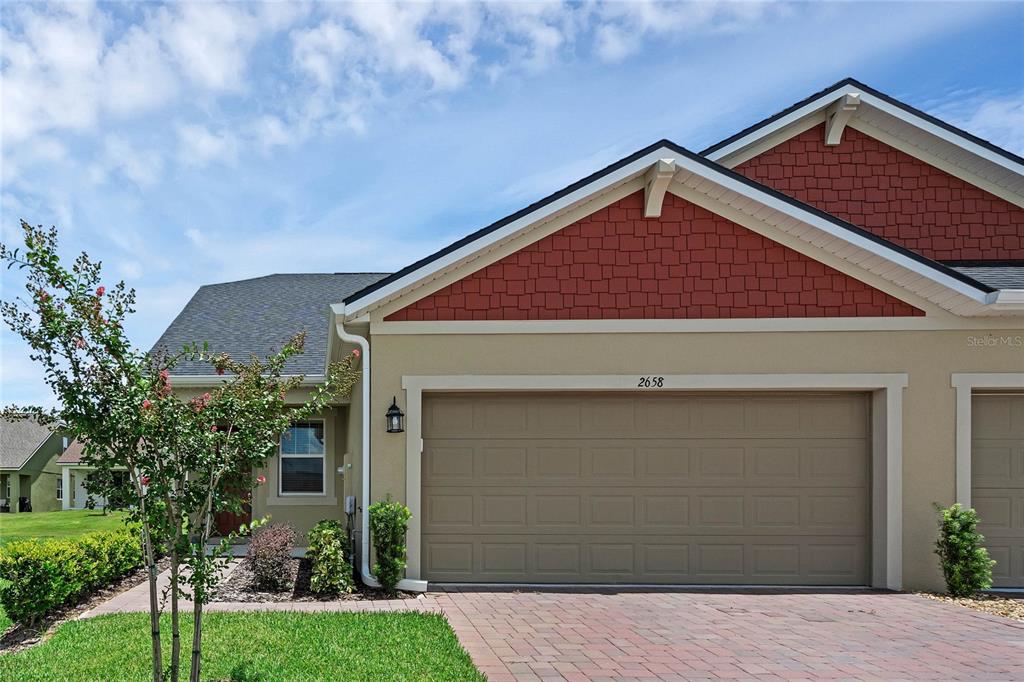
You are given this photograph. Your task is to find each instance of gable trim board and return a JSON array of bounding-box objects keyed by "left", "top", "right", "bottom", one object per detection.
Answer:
[
  {"left": 344, "top": 144, "right": 1009, "bottom": 323},
  {"left": 702, "top": 78, "right": 1024, "bottom": 207}
]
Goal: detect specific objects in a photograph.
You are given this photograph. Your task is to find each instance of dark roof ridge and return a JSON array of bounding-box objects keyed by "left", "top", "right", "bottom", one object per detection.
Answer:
[
  {"left": 343, "top": 138, "right": 995, "bottom": 305},
  {"left": 700, "top": 77, "right": 1024, "bottom": 167}
]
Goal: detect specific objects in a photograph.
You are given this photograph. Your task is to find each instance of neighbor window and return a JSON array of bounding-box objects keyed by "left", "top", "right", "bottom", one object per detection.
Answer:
[
  {"left": 279, "top": 421, "right": 325, "bottom": 495},
  {"left": 57, "top": 475, "right": 63, "bottom": 501}
]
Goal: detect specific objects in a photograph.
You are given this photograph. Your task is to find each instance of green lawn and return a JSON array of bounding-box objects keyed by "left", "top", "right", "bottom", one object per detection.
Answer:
[
  {"left": 0, "top": 509, "right": 130, "bottom": 633},
  {"left": 0, "top": 509, "right": 129, "bottom": 546},
  {"left": 0, "top": 611, "right": 482, "bottom": 681}
]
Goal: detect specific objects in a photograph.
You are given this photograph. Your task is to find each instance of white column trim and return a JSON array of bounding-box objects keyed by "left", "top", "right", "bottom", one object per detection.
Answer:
[
  {"left": 951, "top": 373, "right": 1024, "bottom": 508},
  {"left": 401, "top": 372, "right": 907, "bottom": 590},
  {"left": 61, "top": 465, "right": 71, "bottom": 511}
]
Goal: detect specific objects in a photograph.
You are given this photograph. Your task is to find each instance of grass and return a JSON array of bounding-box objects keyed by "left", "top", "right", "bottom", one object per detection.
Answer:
[
  {"left": 0, "top": 611, "right": 482, "bottom": 681},
  {"left": 0, "top": 509, "right": 129, "bottom": 547},
  {"left": 0, "top": 509, "right": 129, "bottom": 634}
]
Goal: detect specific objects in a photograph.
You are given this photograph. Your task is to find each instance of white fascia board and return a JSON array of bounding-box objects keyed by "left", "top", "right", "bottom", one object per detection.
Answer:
[
  {"left": 347, "top": 142, "right": 992, "bottom": 321},
  {"left": 706, "top": 84, "right": 862, "bottom": 162},
  {"left": 669, "top": 155, "right": 992, "bottom": 304},
  {"left": 707, "top": 85, "right": 1024, "bottom": 178},
  {"left": 342, "top": 150, "right": 671, "bottom": 319},
  {"left": 855, "top": 92, "right": 1024, "bottom": 177},
  {"left": 169, "top": 374, "right": 326, "bottom": 387}
]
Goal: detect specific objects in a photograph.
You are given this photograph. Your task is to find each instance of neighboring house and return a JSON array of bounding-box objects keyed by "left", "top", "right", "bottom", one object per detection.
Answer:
[
  {"left": 55, "top": 441, "right": 130, "bottom": 511},
  {"left": 154, "top": 78, "right": 1024, "bottom": 592},
  {"left": 0, "top": 416, "right": 67, "bottom": 513}
]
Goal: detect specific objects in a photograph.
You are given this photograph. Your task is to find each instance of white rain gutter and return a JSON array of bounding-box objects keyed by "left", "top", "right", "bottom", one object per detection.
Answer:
[
  {"left": 988, "top": 290, "right": 1024, "bottom": 312},
  {"left": 332, "top": 304, "right": 427, "bottom": 593}
]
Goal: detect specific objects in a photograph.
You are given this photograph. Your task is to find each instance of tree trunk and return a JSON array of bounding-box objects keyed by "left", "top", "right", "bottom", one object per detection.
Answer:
[
  {"left": 169, "top": 556, "right": 181, "bottom": 682},
  {"left": 141, "top": 521, "right": 164, "bottom": 682},
  {"left": 189, "top": 600, "right": 203, "bottom": 682}
]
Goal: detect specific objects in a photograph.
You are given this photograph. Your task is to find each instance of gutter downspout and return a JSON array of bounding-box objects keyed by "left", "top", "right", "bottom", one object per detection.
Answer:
[{"left": 332, "top": 305, "right": 427, "bottom": 593}]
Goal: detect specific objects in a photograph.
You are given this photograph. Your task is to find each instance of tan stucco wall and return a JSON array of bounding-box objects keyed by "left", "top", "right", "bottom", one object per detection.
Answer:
[
  {"left": 367, "top": 325, "right": 1024, "bottom": 591},
  {"left": 0, "top": 433, "right": 64, "bottom": 513},
  {"left": 249, "top": 406, "right": 349, "bottom": 541}
]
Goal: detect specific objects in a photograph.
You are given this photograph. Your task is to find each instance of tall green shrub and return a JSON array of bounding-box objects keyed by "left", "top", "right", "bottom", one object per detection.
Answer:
[
  {"left": 368, "top": 498, "right": 412, "bottom": 595},
  {"left": 306, "top": 520, "right": 353, "bottom": 595},
  {"left": 934, "top": 503, "right": 995, "bottom": 597},
  {"left": 0, "top": 529, "right": 142, "bottom": 626}
]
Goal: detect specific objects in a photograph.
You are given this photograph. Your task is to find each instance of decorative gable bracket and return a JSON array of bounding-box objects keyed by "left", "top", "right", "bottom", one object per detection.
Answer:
[
  {"left": 825, "top": 93, "right": 861, "bottom": 145},
  {"left": 644, "top": 159, "right": 677, "bottom": 217}
]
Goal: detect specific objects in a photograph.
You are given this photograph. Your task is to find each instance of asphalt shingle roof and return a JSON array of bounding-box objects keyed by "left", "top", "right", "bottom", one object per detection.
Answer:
[
  {"left": 0, "top": 417, "right": 54, "bottom": 469},
  {"left": 950, "top": 266, "right": 1024, "bottom": 290},
  {"left": 152, "top": 273, "right": 390, "bottom": 376}
]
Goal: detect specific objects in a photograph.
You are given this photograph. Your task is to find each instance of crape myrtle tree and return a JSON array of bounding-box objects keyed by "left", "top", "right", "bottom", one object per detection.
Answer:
[{"left": 1, "top": 222, "right": 360, "bottom": 682}]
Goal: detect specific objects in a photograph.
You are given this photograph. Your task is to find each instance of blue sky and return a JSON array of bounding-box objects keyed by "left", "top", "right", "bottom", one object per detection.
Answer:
[{"left": 2, "top": 1, "right": 1023, "bottom": 406}]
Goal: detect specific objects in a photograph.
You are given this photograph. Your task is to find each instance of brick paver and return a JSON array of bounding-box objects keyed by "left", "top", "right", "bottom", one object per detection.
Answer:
[{"left": 86, "top": 580, "right": 1024, "bottom": 680}]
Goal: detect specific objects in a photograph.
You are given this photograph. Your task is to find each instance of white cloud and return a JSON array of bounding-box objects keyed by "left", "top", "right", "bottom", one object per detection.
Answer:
[
  {"left": 177, "top": 124, "right": 237, "bottom": 167},
  {"left": 940, "top": 95, "right": 1024, "bottom": 156},
  {"left": 100, "top": 135, "right": 164, "bottom": 187}
]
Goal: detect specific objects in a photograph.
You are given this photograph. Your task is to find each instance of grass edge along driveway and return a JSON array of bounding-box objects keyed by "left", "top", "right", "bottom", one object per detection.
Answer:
[{"left": 0, "top": 610, "right": 482, "bottom": 681}]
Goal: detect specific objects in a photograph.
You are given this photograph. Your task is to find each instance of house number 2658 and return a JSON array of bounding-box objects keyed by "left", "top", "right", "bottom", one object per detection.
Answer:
[{"left": 637, "top": 376, "right": 665, "bottom": 388}]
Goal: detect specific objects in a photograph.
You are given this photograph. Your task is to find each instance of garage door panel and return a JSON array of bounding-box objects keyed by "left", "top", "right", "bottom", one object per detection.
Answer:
[
  {"left": 972, "top": 394, "right": 1024, "bottom": 587},
  {"left": 423, "top": 393, "right": 869, "bottom": 584}
]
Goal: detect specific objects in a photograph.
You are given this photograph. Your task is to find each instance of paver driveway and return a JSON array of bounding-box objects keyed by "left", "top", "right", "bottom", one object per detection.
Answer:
[
  {"left": 428, "top": 589, "right": 1024, "bottom": 681},
  {"left": 87, "top": 578, "right": 1024, "bottom": 680}
]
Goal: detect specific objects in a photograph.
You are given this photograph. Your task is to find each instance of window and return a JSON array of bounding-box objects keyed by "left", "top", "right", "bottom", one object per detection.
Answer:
[
  {"left": 57, "top": 475, "right": 63, "bottom": 501},
  {"left": 279, "top": 421, "right": 325, "bottom": 495}
]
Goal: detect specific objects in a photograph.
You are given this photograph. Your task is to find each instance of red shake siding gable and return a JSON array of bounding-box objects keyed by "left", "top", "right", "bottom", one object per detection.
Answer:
[
  {"left": 735, "top": 123, "right": 1023, "bottom": 261},
  {"left": 385, "top": 191, "right": 923, "bottom": 321}
]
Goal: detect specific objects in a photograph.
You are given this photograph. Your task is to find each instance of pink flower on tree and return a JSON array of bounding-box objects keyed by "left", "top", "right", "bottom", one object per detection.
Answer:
[
  {"left": 96, "top": 286, "right": 105, "bottom": 297},
  {"left": 75, "top": 337, "right": 86, "bottom": 349},
  {"left": 142, "top": 399, "right": 152, "bottom": 410},
  {"left": 159, "top": 369, "right": 170, "bottom": 382},
  {"left": 256, "top": 475, "right": 267, "bottom": 485},
  {"left": 140, "top": 475, "right": 150, "bottom": 486},
  {"left": 210, "top": 425, "right": 218, "bottom": 432},
  {"left": 38, "top": 290, "right": 49, "bottom": 303},
  {"left": 216, "top": 367, "right": 225, "bottom": 375},
  {"left": 351, "top": 348, "right": 360, "bottom": 358}
]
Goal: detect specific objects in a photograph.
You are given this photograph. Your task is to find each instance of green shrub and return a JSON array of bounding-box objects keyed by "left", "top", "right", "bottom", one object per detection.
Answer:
[
  {"left": 0, "top": 529, "right": 142, "bottom": 626},
  {"left": 306, "top": 520, "right": 353, "bottom": 595},
  {"left": 247, "top": 523, "right": 295, "bottom": 591},
  {"left": 368, "top": 498, "right": 411, "bottom": 595},
  {"left": 934, "top": 503, "right": 995, "bottom": 597}
]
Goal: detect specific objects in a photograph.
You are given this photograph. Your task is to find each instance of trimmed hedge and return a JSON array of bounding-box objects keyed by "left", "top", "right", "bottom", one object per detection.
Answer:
[
  {"left": 0, "top": 529, "right": 142, "bottom": 626},
  {"left": 306, "top": 520, "right": 353, "bottom": 595}
]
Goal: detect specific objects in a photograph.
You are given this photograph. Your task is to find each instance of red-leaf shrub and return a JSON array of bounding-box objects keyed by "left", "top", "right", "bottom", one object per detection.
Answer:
[{"left": 246, "top": 523, "right": 295, "bottom": 591}]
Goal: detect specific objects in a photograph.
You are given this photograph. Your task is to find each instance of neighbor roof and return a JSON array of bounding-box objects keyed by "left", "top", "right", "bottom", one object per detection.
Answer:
[
  {"left": 0, "top": 416, "right": 56, "bottom": 470},
  {"left": 57, "top": 439, "right": 86, "bottom": 465},
  {"left": 153, "top": 273, "right": 389, "bottom": 376}
]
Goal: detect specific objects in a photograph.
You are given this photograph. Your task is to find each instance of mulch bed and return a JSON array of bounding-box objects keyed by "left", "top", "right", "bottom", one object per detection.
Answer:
[
  {"left": 0, "top": 557, "right": 171, "bottom": 654},
  {"left": 919, "top": 592, "right": 1024, "bottom": 621},
  {"left": 213, "top": 558, "right": 418, "bottom": 603}
]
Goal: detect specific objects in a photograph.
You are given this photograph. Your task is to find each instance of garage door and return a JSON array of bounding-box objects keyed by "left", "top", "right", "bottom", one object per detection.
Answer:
[
  {"left": 422, "top": 393, "right": 870, "bottom": 584},
  {"left": 972, "top": 394, "right": 1024, "bottom": 588}
]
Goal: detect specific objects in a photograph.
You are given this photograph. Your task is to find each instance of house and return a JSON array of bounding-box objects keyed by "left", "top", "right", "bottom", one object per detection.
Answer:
[
  {"left": 0, "top": 416, "right": 67, "bottom": 513},
  {"left": 154, "top": 78, "right": 1024, "bottom": 592},
  {"left": 55, "top": 441, "right": 131, "bottom": 511}
]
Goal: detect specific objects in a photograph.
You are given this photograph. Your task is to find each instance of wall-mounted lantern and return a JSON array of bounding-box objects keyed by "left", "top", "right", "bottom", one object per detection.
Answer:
[{"left": 385, "top": 396, "right": 405, "bottom": 433}]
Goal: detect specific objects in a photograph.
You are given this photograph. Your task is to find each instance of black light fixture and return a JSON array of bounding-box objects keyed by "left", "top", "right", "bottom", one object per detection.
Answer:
[{"left": 385, "top": 396, "right": 405, "bottom": 433}]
